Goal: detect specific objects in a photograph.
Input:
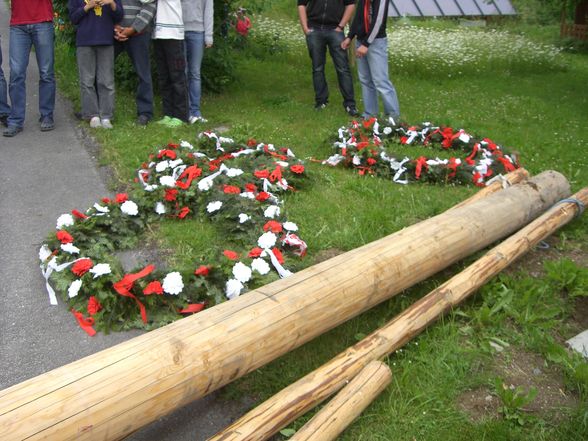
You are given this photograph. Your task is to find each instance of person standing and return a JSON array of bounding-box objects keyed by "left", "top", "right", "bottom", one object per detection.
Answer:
[
  {"left": 297, "top": 0, "right": 359, "bottom": 117},
  {"left": 0, "top": 34, "right": 10, "bottom": 127},
  {"left": 3, "top": 0, "right": 56, "bottom": 137},
  {"left": 152, "top": 0, "right": 188, "bottom": 126},
  {"left": 114, "top": 0, "right": 156, "bottom": 126},
  {"left": 341, "top": 0, "right": 400, "bottom": 124},
  {"left": 181, "top": 0, "right": 213, "bottom": 124},
  {"left": 69, "top": 0, "right": 123, "bottom": 129}
]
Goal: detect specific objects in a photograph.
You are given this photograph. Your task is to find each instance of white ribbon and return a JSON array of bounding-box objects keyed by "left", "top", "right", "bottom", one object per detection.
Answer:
[
  {"left": 282, "top": 233, "right": 307, "bottom": 257},
  {"left": 264, "top": 248, "right": 292, "bottom": 278},
  {"left": 41, "top": 257, "right": 85, "bottom": 305}
]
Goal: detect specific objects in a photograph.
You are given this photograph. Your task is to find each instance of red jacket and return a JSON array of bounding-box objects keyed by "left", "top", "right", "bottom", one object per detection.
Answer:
[{"left": 10, "top": 0, "right": 54, "bottom": 26}]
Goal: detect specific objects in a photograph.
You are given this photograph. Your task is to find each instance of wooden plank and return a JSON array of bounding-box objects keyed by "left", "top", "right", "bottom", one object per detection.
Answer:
[{"left": 0, "top": 171, "right": 570, "bottom": 441}]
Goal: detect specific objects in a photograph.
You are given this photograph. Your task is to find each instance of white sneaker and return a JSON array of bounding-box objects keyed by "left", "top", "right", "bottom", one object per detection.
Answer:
[
  {"left": 101, "top": 119, "right": 113, "bottom": 129},
  {"left": 89, "top": 116, "right": 101, "bottom": 128},
  {"left": 189, "top": 115, "right": 208, "bottom": 124}
]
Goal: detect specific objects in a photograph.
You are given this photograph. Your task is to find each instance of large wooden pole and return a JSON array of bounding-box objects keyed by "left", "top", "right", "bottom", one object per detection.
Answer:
[
  {"left": 0, "top": 171, "right": 569, "bottom": 441},
  {"left": 211, "top": 187, "right": 587, "bottom": 441},
  {"left": 290, "top": 361, "right": 392, "bottom": 441}
]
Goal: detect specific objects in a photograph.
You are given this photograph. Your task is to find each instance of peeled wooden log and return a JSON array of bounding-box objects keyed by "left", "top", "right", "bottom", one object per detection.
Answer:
[
  {"left": 211, "top": 186, "right": 587, "bottom": 441},
  {"left": 0, "top": 171, "right": 569, "bottom": 441},
  {"left": 290, "top": 361, "right": 391, "bottom": 441}
]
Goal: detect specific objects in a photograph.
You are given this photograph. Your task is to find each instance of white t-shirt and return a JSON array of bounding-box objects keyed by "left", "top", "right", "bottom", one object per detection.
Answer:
[{"left": 153, "top": 0, "right": 184, "bottom": 39}]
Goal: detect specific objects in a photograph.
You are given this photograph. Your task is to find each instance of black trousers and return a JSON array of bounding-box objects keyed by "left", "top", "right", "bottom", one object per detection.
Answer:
[{"left": 153, "top": 39, "right": 188, "bottom": 121}]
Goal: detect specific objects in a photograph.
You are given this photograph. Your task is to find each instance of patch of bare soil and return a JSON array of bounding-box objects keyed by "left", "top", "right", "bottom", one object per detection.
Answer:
[
  {"left": 458, "top": 349, "right": 578, "bottom": 423},
  {"left": 571, "top": 296, "right": 588, "bottom": 330},
  {"left": 313, "top": 248, "right": 345, "bottom": 264}
]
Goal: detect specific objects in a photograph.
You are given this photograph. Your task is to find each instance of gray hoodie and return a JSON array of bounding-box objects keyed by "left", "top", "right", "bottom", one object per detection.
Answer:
[{"left": 181, "top": 0, "right": 214, "bottom": 45}]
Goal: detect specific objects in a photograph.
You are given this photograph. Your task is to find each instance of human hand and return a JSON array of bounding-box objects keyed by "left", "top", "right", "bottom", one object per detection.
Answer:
[
  {"left": 85, "top": 0, "right": 97, "bottom": 10},
  {"left": 356, "top": 44, "right": 368, "bottom": 58},
  {"left": 205, "top": 43, "right": 213, "bottom": 49},
  {"left": 341, "top": 37, "right": 351, "bottom": 50}
]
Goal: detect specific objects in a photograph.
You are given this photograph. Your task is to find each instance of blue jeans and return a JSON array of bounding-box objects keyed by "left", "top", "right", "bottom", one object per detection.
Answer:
[
  {"left": 356, "top": 37, "right": 400, "bottom": 119},
  {"left": 8, "top": 22, "right": 55, "bottom": 128},
  {"left": 305, "top": 29, "right": 355, "bottom": 108},
  {"left": 0, "top": 35, "right": 10, "bottom": 116},
  {"left": 185, "top": 31, "right": 204, "bottom": 118},
  {"left": 114, "top": 32, "right": 154, "bottom": 118}
]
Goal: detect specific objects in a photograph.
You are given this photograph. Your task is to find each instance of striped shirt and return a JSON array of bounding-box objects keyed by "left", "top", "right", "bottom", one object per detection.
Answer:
[
  {"left": 119, "top": 0, "right": 157, "bottom": 34},
  {"left": 152, "top": 0, "right": 184, "bottom": 40}
]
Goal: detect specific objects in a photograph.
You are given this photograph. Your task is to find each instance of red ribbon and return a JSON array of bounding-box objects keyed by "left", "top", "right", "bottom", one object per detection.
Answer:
[
  {"left": 179, "top": 303, "right": 206, "bottom": 314},
  {"left": 465, "top": 143, "right": 480, "bottom": 165},
  {"left": 113, "top": 265, "right": 155, "bottom": 324},
  {"left": 71, "top": 309, "right": 96, "bottom": 336},
  {"left": 415, "top": 156, "right": 429, "bottom": 180},
  {"left": 447, "top": 157, "right": 460, "bottom": 179},
  {"left": 269, "top": 165, "right": 283, "bottom": 183},
  {"left": 497, "top": 157, "right": 516, "bottom": 173},
  {"left": 175, "top": 165, "right": 202, "bottom": 190}
]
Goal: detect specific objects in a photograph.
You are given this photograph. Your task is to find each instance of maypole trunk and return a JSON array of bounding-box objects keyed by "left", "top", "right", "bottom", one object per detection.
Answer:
[{"left": 0, "top": 171, "right": 570, "bottom": 441}]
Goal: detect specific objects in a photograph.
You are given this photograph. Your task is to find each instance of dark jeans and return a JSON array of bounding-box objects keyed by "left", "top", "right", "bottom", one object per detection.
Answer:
[
  {"left": 305, "top": 29, "right": 355, "bottom": 108},
  {"left": 114, "top": 32, "right": 153, "bottom": 119},
  {"left": 153, "top": 39, "right": 188, "bottom": 121}
]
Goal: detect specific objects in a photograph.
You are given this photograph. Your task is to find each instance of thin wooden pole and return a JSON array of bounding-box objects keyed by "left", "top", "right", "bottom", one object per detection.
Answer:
[
  {"left": 0, "top": 172, "right": 569, "bottom": 441},
  {"left": 210, "top": 187, "right": 587, "bottom": 441},
  {"left": 290, "top": 361, "right": 392, "bottom": 441}
]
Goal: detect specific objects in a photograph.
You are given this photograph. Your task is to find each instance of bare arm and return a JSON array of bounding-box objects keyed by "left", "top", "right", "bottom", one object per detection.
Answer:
[
  {"left": 336, "top": 4, "right": 355, "bottom": 31},
  {"left": 297, "top": 5, "right": 310, "bottom": 35}
]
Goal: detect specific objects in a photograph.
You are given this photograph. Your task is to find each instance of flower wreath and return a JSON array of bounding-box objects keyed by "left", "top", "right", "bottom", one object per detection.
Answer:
[
  {"left": 40, "top": 133, "right": 308, "bottom": 335},
  {"left": 325, "top": 118, "right": 520, "bottom": 186}
]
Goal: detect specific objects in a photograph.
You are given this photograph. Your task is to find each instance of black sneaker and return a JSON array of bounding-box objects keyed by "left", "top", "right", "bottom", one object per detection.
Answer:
[
  {"left": 345, "top": 106, "right": 360, "bottom": 117},
  {"left": 40, "top": 116, "right": 55, "bottom": 132},
  {"left": 0, "top": 114, "right": 8, "bottom": 127},
  {"left": 314, "top": 103, "right": 327, "bottom": 111},
  {"left": 136, "top": 114, "right": 151, "bottom": 126},
  {"left": 3, "top": 125, "right": 23, "bottom": 137}
]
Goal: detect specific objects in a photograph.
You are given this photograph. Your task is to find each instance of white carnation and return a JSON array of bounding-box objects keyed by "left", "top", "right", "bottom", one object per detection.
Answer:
[
  {"left": 144, "top": 184, "right": 158, "bottom": 192},
  {"left": 159, "top": 176, "right": 176, "bottom": 187},
  {"left": 198, "top": 178, "right": 213, "bottom": 191},
  {"left": 207, "top": 201, "right": 222, "bottom": 213},
  {"left": 39, "top": 244, "right": 52, "bottom": 262},
  {"left": 232, "top": 262, "right": 252, "bottom": 283},
  {"left": 251, "top": 258, "right": 270, "bottom": 275},
  {"left": 169, "top": 159, "right": 184, "bottom": 168},
  {"left": 155, "top": 202, "right": 166, "bottom": 214},
  {"left": 283, "top": 222, "right": 298, "bottom": 232},
  {"left": 225, "top": 278, "right": 244, "bottom": 300},
  {"left": 89, "top": 263, "right": 111, "bottom": 278},
  {"left": 264, "top": 205, "right": 280, "bottom": 218},
  {"left": 226, "top": 168, "right": 244, "bottom": 177},
  {"left": 93, "top": 203, "right": 110, "bottom": 213},
  {"left": 120, "top": 200, "right": 139, "bottom": 216},
  {"left": 60, "top": 243, "right": 80, "bottom": 254},
  {"left": 238, "top": 213, "right": 250, "bottom": 223},
  {"left": 162, "top": 272, "right": 184, "bottom": 295},
  {"left": 155, "top": 160, "right": 169, "bottom": 172},
  {"left": 240, "top": 192, "right": 255, "bottom": 199},
  {"left": 56, "top": 213, "right": 74, "bottom": 229},
  {"left": 258, "top": 232, "right": 277, "bottom": 249},
  {"left": 180, "top": 140, "right": 193, "bottom": 149},
  {"left": 383, "top": 127, "right": 392, "bottom": 135},
  {"left": 68, "top": 279, "right": 82, "bottom": 298}
]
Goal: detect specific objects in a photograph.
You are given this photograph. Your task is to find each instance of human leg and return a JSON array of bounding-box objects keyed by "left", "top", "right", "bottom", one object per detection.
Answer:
[
  {"left": 355, "top": 41, "right": 378, "bottom": 117},
  {"left": 365, "top": 38, "right": 400, "bottom": 120},
  {"left": 0, "top": 35, "right": 10, "bottom": 120},
  {"left": 7, "top": 25, "right": 33, "bottom": 128},
  {"left": 185, "top": 31, "right": 204, "bottom": 118},
  {"left": 165, "top": 39, "right": 188, "bottom": 122},
  {"left": 326, "top": 30, "right": 355, "bottom": 109},
  {"left": 305, "top": 30, "right": 329, "bottom": 106},
  {"left": 31, "top": 22, "right": 56, "bottom": 121},
  {"left": 154, "top": 40, "right": 174, "bottom": 118},
  {"left": 77, "top": 46, "right": 99, "bottom": 119},
  {"left": 95, "top": 45, "right": 115, "bottom": 120},
  {"left": 125, "top": 33, "right": 154, "bottom": 120}
]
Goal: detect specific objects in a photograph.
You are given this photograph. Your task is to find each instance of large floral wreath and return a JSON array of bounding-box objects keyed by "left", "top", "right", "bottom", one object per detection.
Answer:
[
  {"left": 325, "top": 118, "right": 519, "bottom": 186},
  {"left": 40, "top": 119, "right": 522, "bottom": 336},
  {"left": 40, "top": 133, "right": 308, "bottom": 335}
]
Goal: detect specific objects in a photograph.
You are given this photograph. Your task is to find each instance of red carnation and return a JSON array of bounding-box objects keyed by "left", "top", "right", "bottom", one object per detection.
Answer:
[
  {"left": 194, "top": 265, "right": 210, "bottom": 277},
  {"left": 248, "top": 247, "right": 263, "bottom": 258},
  {"left": 254, "top": 169, "right": 270, "bottom": 179},
  {"left": 165, "top": 188, "right": 178, "bottom": 201},
  {"left": 247, "top": 138, "right": 257, "bottom": 147},
  {"left": 272, "top": 248, "right": 285, "bottom": 264},
  {"left": 167, "top": 143, "right": 180, "bottom": 149},
  {"left": 72, "top": 209, "right": 88, "bottom": 219},
  {"left": 178, "top": 207, "right": 190, "bottom": 219},
  {"left": 367, "top": 158, "right": 377, "bottom": 166},
  {"left": 256, "top": 192, "right": 270, "bottom": 202},
  {"left": 223, "top": 185, "right": 241, "bottom": 194},
  {"left": 87, "top": 296, "right": 102, "bottom": 315},
  {"left": 158, "top": 149, "right": 177, "bottom": 159},
  {"left": 56, "top": 230, "right": 74, "bottom": 244},
  {"left": 290, "top": 165, "right": 305, "bottom": 174},
  {"left": 223, "top": 250, "right": 239, "bottom": 260},
  {"left": 101, "top": 197, "right": 111, "bottom": 204},
  {"left": 263, "top": 220, "right": 283, "bottom": 233},
  {"left": 115, "top": 193, "right": 128, "bottom": 204},
  {"left": 72, "top": 258, "right": 93, "bottom": 276},
  {"left": 245, "top": 183, "right": 257, "bottom": 192},
  {"left": 143, "top": 281, "right": 164, "bottom": 295}
]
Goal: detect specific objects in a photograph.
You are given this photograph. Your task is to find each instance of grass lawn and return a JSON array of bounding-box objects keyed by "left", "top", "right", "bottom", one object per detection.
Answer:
[{"left": 52, "top": 7, "right": 588, "bottom": 441}]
